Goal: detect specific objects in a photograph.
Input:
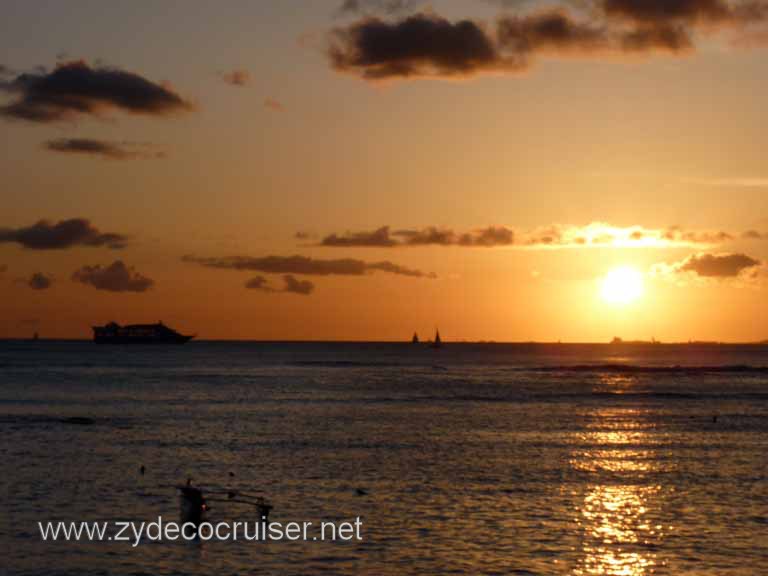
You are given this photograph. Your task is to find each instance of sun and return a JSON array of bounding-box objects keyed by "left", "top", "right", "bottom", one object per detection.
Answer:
[{"left": 600, "top": 266, "right": 644, "bottom": 305}]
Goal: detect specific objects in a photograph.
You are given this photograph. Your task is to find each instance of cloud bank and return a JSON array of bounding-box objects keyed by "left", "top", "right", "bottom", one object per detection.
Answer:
[
  {"left": 328, "top": 1, "right": 768, "bottom": 80},
  {"left": 314, "top": 222, "right": 748, "bottom": 249},
  {"left": 0, "top": 218, "right": 127, "bottom": 250}
]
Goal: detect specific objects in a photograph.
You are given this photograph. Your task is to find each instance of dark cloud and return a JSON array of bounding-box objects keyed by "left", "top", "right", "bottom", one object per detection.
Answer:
[
  {"left": 0, "top": 218, "right": 127, "bottom": 250},
  {"left": 220, "top": 69, "right": 250, "bottom": 86},
  {"left": 282, "top": 274, "right": 315, "bottom": 295},
  {"left": 459, "top": 226, "right": 515, "bottom": 246},
  {"left": 395, "top": 227, "right": 457, "bottom": 246},
  {"left": 497, "top": 10, "right": 609, "bottom": 54},
  {"left": 245, "top": 276, "right": 272, "bottom": 291},
  {"left": 245, "top": 274, "right": 316, "bottom": 295},
  {"left": 43, "top": 138, "right": 165, "bottom": 160},
  {"left": 321, "top": 225, "right": 398, "bottom": 247},
  {"left": 367, "top": 260, "right": 435, "bottom": 277},
  {"left": 621, "top": 23, "right": 693, "bottom": 51},
  {"left": 328, "top": 2, "right": 768, "bottom": 80},
  {"left": 28, "top": 272, "right": 53, "bottom": 290},
  {"left": 743, "top": 229, "right": 766, "bottom": 239},
  {"left": 319, "top": 225, "right": 514, "bottom": 247},
  {"left": 72, "top": 260, "right": 154, "bottom": 292},
  {"left": 1, "top": 60, "right": 191, "bottom": 123},
  {"left": 678, "top": 252, "right": 761, "bottom": 277},
  {"left": 602, "top": 0, "right": 733, "bottom": 24},
  {"left": 182, "top": 254, "right": 433, "bottom": 278},
  {"left": 329, "top": 14, "right": 503, "bottom": 79}
]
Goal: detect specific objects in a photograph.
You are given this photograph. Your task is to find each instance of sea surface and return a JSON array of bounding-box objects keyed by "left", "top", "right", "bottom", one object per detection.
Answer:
[{"left": 1, "top": 340, "right": 767, "bottom": 575}]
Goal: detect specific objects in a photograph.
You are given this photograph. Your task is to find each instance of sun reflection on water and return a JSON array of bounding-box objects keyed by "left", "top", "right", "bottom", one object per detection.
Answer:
[{"left": 572, "top": 391, "right": 666, "bottom": 575}]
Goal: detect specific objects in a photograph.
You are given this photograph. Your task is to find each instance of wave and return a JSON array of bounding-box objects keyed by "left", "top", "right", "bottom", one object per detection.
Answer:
[
  {"left": 288, "top": 360, "right": 404, "bottom": 368},
  {"left": 525, "top": 364, "right": 768, "bottom": 374}
]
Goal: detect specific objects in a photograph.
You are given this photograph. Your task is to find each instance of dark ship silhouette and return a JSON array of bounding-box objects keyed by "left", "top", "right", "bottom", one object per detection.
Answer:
[{"left": 92, "top": 321, "right": 194, "bottom": 344}]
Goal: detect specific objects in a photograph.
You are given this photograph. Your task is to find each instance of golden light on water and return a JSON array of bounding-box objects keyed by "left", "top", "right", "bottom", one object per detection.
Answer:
[
  {"left": 577, "top": 484, "right": 662, "bottom": 576},
  {"left": 572, "top": 402, "right": 666, "bottom": 575}
]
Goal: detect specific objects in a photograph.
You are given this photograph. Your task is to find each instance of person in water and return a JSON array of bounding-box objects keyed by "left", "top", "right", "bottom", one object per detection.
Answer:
[{"left": 178, "top": 478, "right": 207, "bottom": 530}]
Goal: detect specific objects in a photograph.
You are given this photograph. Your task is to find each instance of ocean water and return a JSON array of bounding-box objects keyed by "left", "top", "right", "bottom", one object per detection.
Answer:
[{"left": 1, "top": 341, "right": 767, "bottom": 575}]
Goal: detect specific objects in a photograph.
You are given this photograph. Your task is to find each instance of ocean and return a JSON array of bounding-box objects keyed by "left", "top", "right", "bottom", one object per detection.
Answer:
[{"left": 1, "top": 341, "right": 766, "bottom": 575}]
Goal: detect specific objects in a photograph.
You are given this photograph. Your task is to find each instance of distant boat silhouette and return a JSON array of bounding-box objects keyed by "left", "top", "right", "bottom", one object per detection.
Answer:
[
  {"left": 431, "top": 329, "right": 443, "bottom": 349},
  {"left": 412, "top": 332, "right": 420, "bottom": 344},
  {"left": 32, "top": 332, "right": 39, "bottom": 341}
]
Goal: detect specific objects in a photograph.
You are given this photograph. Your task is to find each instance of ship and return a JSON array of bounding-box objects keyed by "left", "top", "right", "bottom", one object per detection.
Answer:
[
  {"left": 92, "top": 321, "right": 195, "bottom": 344},
  {"left": 430, "top": 328, "right": 443, "bottom": 349}
]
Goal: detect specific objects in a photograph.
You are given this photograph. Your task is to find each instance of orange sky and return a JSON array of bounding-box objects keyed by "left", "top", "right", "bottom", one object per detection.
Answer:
[{"left": 1, "top": 0, "right": 767, "bottom": 341}]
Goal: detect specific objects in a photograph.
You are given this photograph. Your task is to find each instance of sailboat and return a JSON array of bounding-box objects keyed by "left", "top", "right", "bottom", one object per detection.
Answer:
[
  {"left": 412, "top": 332, "right": 419, "bottom": 344},
  {"left": 430, "top": 328, "right": 442, "bottom": 349}
]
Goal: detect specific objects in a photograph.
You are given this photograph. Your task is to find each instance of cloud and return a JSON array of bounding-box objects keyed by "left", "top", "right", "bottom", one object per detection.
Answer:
[
  {"left": 263, "top": 97, "right": 283, "bottom": 112},
  {"left": 28, "top": 272, "right": 53, "bottom": 290},
  {"left": 0, "top": 218, "right": 127, "bottom": 250},
  {"left": 283, "top": 274, "right": 315, "bottom": 294},
  {"left": 662, "top": 226, "right": 734, "bottom": 245},
  {"left": 366, "top": 260, "right": 434, "bottom": 277},
  {"left": 521, "top": 223, "right": 737, "bottom": 248},
  {"left": 43, "top": 138, "right": 165, "bottom": 160},
  {"left": 72, "top": 260, "right": 154, "bottom": 292},
  {"left": 328, "top": 14, "right": 503, "bottom": 79},
  {"left": 1, "top": 60, "right": 192, "bottom": 123},
  {"left": 678, "top": 252, "right": 761, "bottom": 277},
  {"left": 336, "top": 0, "right": 423, "bottom": 17},
  {"left": 655, "top": 252, "right": 762, "bottom": 279},
  {"left": 219, "top": 69, "right": 250, "bottom": 86},
  {"left": 316, "top": 222, "right": 744, "bottom": 249},
  {"left": 245, "top": 274, "right": 316, "bottom": 295},
  {"left": 327, "top": 2, "right": 768, "bottom": 80},
  {"left": 245, "top": 275, "right": 272, "bottom": 291},
  {"left": 395, "top": 227, "right": 459, "bottom": 246},
  {"left": 182, "top": 253, "right": 434, "bottom": 277},
  {"left": 460, "top": 226, "right": 515, "bottom": 246},
  {"left": 319, "top": 225, "right": 514, "bottom": 247},
  {"left": 321, "top": 225, "right": 398, "bottom": 247},
  {"left": 601, "top": 0, "right": 739, "bottom": 25}
]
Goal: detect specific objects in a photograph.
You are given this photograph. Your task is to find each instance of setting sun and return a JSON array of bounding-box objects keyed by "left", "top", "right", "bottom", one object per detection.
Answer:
[{"left": 600, "top": 266, "right": 645, "bottom": 305}]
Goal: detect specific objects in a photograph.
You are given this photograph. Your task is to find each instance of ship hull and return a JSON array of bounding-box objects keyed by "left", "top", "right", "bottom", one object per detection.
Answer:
[{"left": 93, "top": 334, "right": 194, "bottom": 344}]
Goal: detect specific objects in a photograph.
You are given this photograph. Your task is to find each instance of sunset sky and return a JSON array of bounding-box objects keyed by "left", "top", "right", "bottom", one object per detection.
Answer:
[{"left": 2, "top": 0, "right": 768, "bottom": 341}]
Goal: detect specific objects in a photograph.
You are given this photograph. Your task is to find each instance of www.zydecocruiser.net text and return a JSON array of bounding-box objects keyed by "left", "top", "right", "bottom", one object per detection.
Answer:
[{"left": 38, "top": 516, "right": 364, "bottom": 547}]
